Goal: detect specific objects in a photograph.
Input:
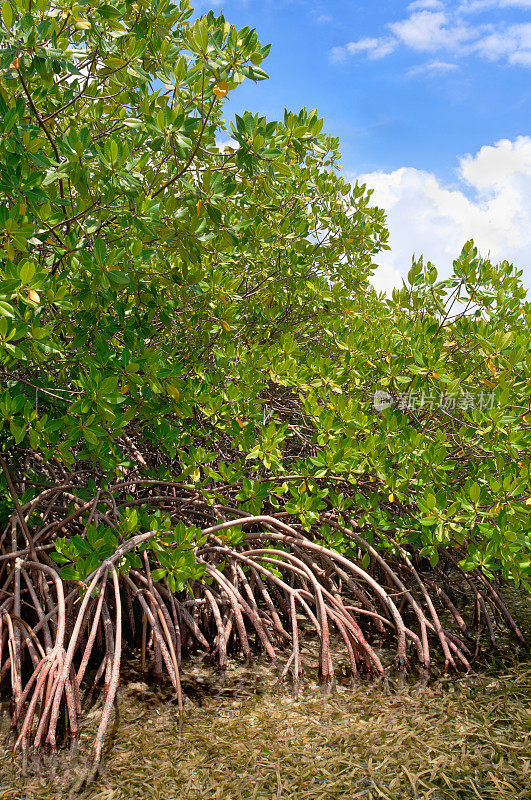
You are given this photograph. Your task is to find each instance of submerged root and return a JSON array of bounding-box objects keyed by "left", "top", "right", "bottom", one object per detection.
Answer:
[{"left": 0, "top": 480, "right": 525, "bottom": 762}]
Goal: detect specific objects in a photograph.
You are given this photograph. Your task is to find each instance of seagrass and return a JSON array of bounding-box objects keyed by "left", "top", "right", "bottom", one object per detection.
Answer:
[{"left": 1, "top": 654, "right": 529, "bottom": 799}]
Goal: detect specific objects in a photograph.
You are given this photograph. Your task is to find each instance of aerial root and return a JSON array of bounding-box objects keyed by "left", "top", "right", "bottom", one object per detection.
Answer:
[{"left": 0, "top": 483, "right": 524, "bottom": 761}]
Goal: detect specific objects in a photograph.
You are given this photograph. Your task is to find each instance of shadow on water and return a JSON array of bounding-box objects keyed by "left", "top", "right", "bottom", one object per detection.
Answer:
[{"left": 1, "top": 593, "right": 529, "bottom": 800}]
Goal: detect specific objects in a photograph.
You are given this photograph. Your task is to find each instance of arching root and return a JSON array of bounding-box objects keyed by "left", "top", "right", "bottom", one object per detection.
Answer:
[{"left": 0, "top": 482, "right": 524, "bottom": 761}]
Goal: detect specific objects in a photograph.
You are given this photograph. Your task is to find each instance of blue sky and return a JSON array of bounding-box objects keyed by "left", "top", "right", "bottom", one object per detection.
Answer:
[{"left": 200, "top": 1, "right": 531, "bottom": 292}]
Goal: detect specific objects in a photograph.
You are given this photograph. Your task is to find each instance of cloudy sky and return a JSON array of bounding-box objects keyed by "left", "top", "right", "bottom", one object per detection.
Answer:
[{"left": 202, "top": 0, "right": 531, "bottom": 293}]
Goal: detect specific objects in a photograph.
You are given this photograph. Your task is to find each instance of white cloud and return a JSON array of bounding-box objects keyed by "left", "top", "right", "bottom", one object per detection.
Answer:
[
  {"left": 459, "top": 1, "right": 531, "bottom": 11},
  {"left": 510, "top": 47, "right": 531, "bottom": 62},
  {"left": 216, "top": 137, "right": 239, "bottom": 152},
  {"left": 331, "top": 5, "right": 531, "bottom": 68},
  {"left": 331, "top": 37, "right": 397, "bottom": 62},
  {"left": 474, "top": 22, "right": 531, "bottom": 63},
  {"left": 407, "top": 59, "right": 460, "bottom": 75},
  {"left": 408, "top": 0, "right": 445, "bottom": 10},
  {"left": 389, "top": 10, "right": 474, "bottom": 52},
  {"left": 353, "top": 136, "right": 531, "bottom": 294}
]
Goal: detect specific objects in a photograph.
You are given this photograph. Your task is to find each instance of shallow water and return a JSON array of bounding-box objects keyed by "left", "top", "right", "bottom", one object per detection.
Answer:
[{"left": 1, "top": 597, "right": 529, "bottom": 800}]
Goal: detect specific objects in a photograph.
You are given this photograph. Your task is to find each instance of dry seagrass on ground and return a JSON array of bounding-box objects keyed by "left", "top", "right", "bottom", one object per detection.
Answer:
[{"left": 0, "top": 643, "right": 529, "bottom": 800}]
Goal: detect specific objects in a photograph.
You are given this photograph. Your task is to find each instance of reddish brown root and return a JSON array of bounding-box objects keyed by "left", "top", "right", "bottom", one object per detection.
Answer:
[{"left": 0, "top": 482, "right": 524, "bottom": 762}]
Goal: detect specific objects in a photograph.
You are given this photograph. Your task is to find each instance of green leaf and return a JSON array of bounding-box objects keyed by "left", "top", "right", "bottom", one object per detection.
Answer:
[
  {"left": 84, "top": 551, "right": 102, "bottom": 576},
  {"left": 469, "top": 482, "right": 481, "bottom": 504},
  {"left": 0, "top": 301, "right": 14, "bottom": 318},
  {"left": 60, "top": 565, "right": 80, "bottom": 580},
  {"left": 50, "top": 551, "right": 71, "bottom": 565},
  {"left": 94, "top": 238, "right": 106, "bottom": 264},
  {"left": 2, "top": 0, "right": 13, "bottom": 29},
  {"left": 20, "top": 261, "right": 35, "bottom": 285}
]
